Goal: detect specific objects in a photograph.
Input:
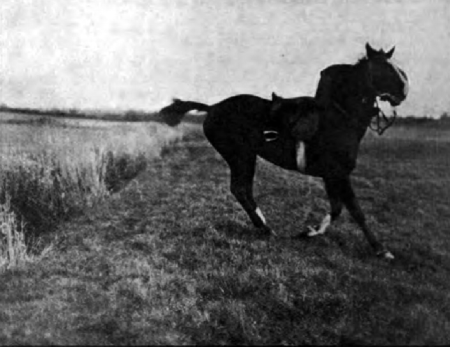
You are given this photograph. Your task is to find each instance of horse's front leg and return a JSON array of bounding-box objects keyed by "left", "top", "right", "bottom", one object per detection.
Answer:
[
  {"left": 307, "top": 177, "right": 343, "bottom": 236},
  {"left": 338, "top": 176, "right": 394, "bottom": 259}
]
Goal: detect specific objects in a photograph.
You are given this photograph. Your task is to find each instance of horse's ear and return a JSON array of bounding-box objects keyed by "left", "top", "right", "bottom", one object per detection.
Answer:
[
  {"left": 365, "top": 42, "right": 377, "bottom": 59},
  {"left": 172, "top": 97, "right": 182, "bottom": 104},
  {"left": 386, "top": 46, "right": 395, "bottom": 59}
]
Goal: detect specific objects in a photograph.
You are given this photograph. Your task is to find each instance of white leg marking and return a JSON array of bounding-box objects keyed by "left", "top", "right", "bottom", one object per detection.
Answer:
[
  {"left": 255, "top": 207, "right": 266, "bottom": 225},
  {"left": 296, "top": 141, "right": 306, "bottom": 172},
  {"left": 307, "top": 214, "right": 331, "bottom": 237}
]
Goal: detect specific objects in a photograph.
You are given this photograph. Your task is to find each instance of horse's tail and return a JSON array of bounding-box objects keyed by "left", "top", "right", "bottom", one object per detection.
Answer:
[{"left": 159, "top": 98, "right": 210, "bottom": 126}]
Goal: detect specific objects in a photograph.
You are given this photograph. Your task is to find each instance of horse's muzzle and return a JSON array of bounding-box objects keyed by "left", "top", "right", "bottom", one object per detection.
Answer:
[{"left": 380, "top": 93, "right": 402, "bottom": 107}]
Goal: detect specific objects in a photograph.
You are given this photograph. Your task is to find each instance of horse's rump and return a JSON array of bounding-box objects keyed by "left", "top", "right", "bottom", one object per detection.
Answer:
[{"left": 206, "top": 94, "right": 272, "bottom": 131}]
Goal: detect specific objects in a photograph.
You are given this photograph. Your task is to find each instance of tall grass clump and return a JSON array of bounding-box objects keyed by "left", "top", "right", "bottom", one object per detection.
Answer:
[
  {"left": 0, "top": 117, "right": 183, "bottom": 263},
  {"left": 0, "top": 195, "right": 28, "bottom": 270}
]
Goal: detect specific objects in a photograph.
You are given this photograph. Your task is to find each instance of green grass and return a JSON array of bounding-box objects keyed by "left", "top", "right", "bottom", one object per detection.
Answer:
[{"left": 0, "top": 123, "right": 449, "bottom": 344}]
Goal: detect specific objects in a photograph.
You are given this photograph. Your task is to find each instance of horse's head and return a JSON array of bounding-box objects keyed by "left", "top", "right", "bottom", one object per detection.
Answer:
[{"left": 364, "top": 43, "right": 409, "bottom": 106}]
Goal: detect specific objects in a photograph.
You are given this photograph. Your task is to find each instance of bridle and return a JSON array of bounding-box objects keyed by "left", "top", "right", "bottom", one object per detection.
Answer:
[
  {"left": 364, "top": 59, "right": 398, "bottom": 135},
  {"left": 369, "top": 99, "right": 397, "bottom": 135}
]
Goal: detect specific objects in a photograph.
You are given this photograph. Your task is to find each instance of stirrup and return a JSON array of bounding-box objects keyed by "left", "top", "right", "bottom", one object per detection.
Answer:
[{"left": 264, "top": 130, "right": 279, "bottom": 142}]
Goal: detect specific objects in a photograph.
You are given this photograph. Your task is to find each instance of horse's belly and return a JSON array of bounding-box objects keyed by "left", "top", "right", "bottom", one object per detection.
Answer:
[
  {"left": 304, "top": 134, "right": 359, "bottom": 177},
  {"left": 257, "top": 137, "right": 301, "bottom": 171}
]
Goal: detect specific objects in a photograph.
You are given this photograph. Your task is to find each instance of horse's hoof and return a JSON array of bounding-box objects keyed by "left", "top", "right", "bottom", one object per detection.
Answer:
[
  {"left": 306, "top": 226, "right": 321, "bottom": 237},
  {"left": 267, "top": 228, "right": 278, "bottom": 238},
  {"left": 377, "top": 250, "right": 395, "bottom": 260},
  {"left": 260, "top": 226, "right": 277, "bottom": 238}
]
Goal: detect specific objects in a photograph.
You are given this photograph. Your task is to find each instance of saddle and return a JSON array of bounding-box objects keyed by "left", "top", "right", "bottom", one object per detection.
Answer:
[{"left": 263, "top": 98, "right": 320, "bottom": 143}]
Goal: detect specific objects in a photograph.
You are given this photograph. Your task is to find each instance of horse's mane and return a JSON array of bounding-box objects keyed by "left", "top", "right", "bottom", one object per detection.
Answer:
[{"left": 355, "top": 55, "right": 369, "bottom": 67}]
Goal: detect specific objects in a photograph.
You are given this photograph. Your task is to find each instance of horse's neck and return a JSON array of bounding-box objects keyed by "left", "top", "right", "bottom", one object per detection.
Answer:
[{"left": 339, "top": 63, "right": 376, "bottom": 134}]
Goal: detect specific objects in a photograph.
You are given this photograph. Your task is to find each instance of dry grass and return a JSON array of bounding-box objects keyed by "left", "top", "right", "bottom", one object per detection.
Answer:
[
  {"left": 0, "top": 197, "right": 27, "bottom": 270},
  {"left": 0, "top": 112, "right": 184, "bottom": 270},
  {"left": 0, "top": 195, "right": 53, "bottom": 272}
]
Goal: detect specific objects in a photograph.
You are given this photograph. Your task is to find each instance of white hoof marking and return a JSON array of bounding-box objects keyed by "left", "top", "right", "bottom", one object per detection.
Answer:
[
  {"left": 255, "top": 207, "right": 266, "bottom": 224},
  {"left": 306, "top": 226, "right": 320, "bottom": 237},
  {"left": 384, "top": 251, "right": 395, "bottom": 260},
  {"left": 307, "top": 214, "right": 331, "bottom": 237}
]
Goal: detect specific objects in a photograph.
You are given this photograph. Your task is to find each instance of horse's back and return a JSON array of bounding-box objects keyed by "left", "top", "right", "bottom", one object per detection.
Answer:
[
  {"left": 203, "top": 94, "right": 271, "bottom": 145},
  {"left": 206, "top": 94, "right": 271, "bottom": 128},
  {"left": 214, "top": 94, "right": 269, "bottom": 109}
]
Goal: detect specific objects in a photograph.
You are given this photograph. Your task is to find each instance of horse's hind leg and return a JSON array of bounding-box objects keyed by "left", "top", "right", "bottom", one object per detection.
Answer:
[
  {"left": 207, "top": 140, "right": 272, "bottom": 235},
  {"left": 228, "top": 152, "right": 275, "bottom": 237},
  {"left": 204, "top": 116, "right": 274, "bottom": 236}
]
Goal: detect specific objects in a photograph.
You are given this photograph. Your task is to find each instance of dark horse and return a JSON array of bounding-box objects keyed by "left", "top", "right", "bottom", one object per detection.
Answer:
[{"left": 159, "top": 44, "right": 409, "bottom": 259}]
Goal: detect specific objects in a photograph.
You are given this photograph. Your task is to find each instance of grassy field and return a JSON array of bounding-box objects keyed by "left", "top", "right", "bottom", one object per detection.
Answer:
[
  {"left": 0, "top": 119, "right": 449, "bottom": 344},
  {"left": 0, "top": 111, "right": 184, "bottom": 266}
]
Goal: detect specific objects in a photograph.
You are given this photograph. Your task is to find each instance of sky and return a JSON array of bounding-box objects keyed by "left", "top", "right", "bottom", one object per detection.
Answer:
[{"left": 1, "top": 0, "right": 449, "bottom": 117}]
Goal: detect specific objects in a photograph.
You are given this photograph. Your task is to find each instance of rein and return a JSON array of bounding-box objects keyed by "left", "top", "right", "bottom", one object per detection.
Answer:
[
  {"left": 364, "top": 60, "right": 398, "bottom": 135},
  {"left": 332, "top": 98, "right": 397, "bottom": 136},
  {"left": 369, "top": 99, "right": 397, "bottom": 135}
]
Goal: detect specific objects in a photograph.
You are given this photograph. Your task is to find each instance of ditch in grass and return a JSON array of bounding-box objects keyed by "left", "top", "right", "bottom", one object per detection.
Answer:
[{"left": 0, "top": 112, "right": 184, "bottom": 270}]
